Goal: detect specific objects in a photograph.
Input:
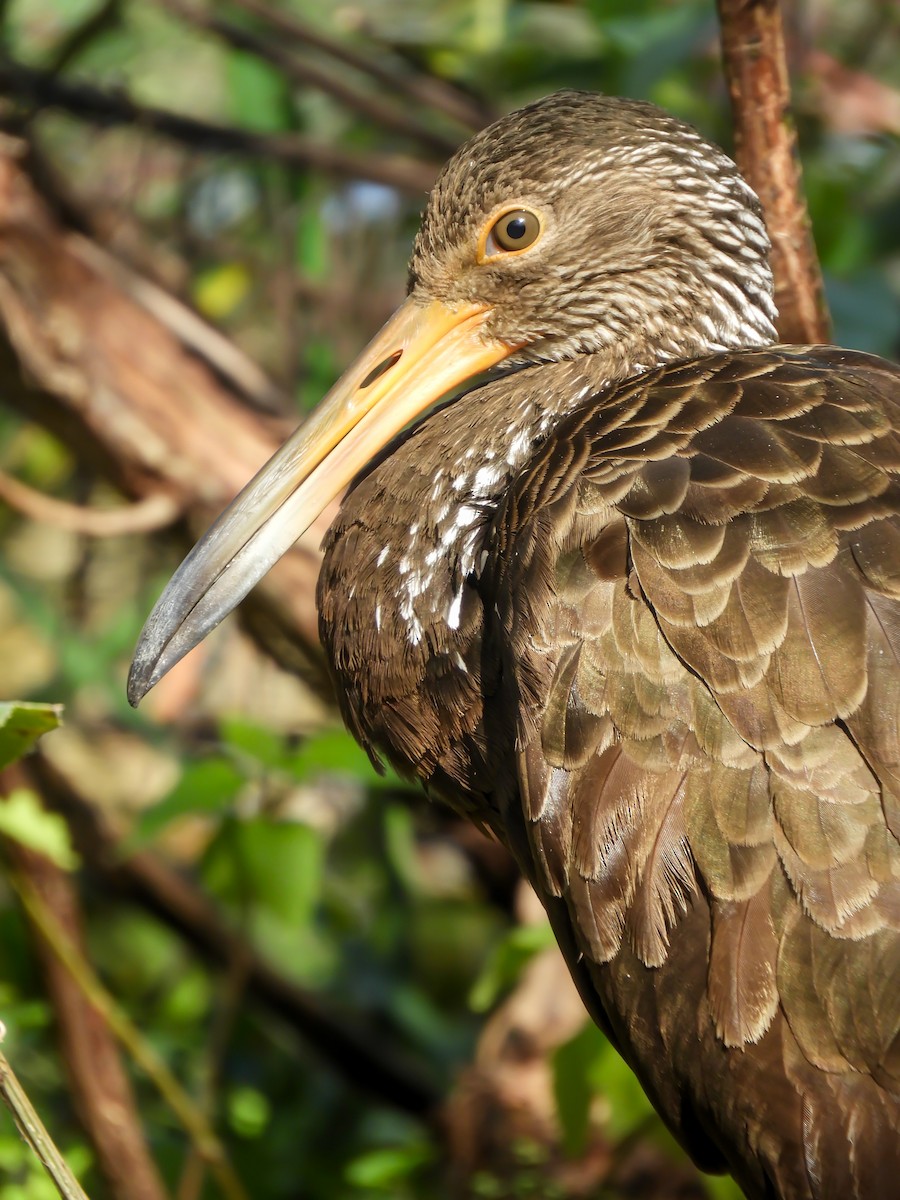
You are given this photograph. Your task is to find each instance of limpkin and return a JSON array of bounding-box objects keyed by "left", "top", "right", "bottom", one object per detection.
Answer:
[{"left": 129, "top": 93, "right": 900, "bottom": 1198}]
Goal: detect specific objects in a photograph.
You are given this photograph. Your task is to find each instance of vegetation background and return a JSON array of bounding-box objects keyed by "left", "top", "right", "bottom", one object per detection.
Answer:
[{"left": 0, "top": 1, "right": 898, "bottom": 1197}]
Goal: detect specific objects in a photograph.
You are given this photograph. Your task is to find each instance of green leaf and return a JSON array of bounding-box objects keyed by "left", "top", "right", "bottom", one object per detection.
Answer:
[
  {"left": 586, "top": 1035, "right": 656, "bottom": 1141},
  {"left": 204, "top": 818, "right": 324, "bottom": 927},
  {"left": 227, "top": 1085, "right": 271, "bottom": 1138},
  {"left": 288, "top": 728, "right": 404, "bottom": 791},
  {"left": 239, "top": 820, "right": 324, "bottom": 925},
  {"left": 227, "top": 49, "right": 288, "bottom": 133},
  {"left": 130, "top": 757, "right": 244, "bottom": 844},
  {"left": 344, "top": 1143, "right": 433, "bottom": 1189},
  {"left": 0, "top": 789, "right": 79, "bottom": 869},
  {"left": 0, "top": 702, "right": 62, "bottom": 770},
  {"left": 219, "top": 717, "right": 289, "bottom": 770},
  {"left": 468, "top": 920, "right": 557, "bottom": 1012},
  {"left": 552, "top": 1022, "right": 605, "bottom": 1157}
]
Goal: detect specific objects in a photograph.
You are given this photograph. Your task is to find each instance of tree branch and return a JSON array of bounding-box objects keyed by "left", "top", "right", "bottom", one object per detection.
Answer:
[
  {"left": 158, "top": 0, "right": 459, "bottom": 156},
  {"left": 0, "top": 143, "right": 332, "bottom": 688},
  {"left": 0, "top": 811, "right": 171, "bottom": 1200},
  {"left": 716, "top": 0, "right": 830, "bottom": 344},
  {"left": 228, "top": 0, "right": 492, "bottom": 132},
  {"left": 0, "top": 470, "right": 181, "bottom": 536},
  {"left": 0, "top": 59, "right": 439, "bottom": 195}
]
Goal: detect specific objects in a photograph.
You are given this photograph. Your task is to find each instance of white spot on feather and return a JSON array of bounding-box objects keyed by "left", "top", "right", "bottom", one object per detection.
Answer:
[
  {"left": 473, "top": 465, "right": 501, "bottom": 493},
  {"left": 447, "top": 590, "right": 463, "bottom": 630},
  {"left": 507, "top": 429, "right": 531, "bottom": 463}
]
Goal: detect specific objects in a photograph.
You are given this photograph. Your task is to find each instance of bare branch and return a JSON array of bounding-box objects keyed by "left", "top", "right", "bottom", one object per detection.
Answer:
[
  {"left": 0, "top": 771, "right": 170, "bottom": 1200},
  {"left": 0, "top": 1047, "right": 91, "bottom": 1200},
  {"left": 716, "top": 0, "right": 830, "bottom": 344},
  {"left": 158, "top": 0, "right": 459, "bottom": 156},
  {"left": 0, "top": 470, "right": 181, "bottom": 536},
  {"left": 0, "top": 60, "right": 439, "bottom": 194},
  {"left": 228, "top": 0, "right": 492, "bottom": 131}
]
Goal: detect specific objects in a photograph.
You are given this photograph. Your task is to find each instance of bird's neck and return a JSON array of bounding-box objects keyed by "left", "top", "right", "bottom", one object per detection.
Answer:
[
  {"left": 385, "top": 359, "right": 608, "bottom": 634},
  {"left": 319, "top": 339, "right": 762, "bottom": 790},
  {"left": 319, "top": 359, "right": 591, "bottom": 792}
]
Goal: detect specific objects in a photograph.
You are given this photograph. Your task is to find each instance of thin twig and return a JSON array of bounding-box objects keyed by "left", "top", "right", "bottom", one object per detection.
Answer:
[
  {"left": 158, "top": 0, "right": 459, "bottom": 156},
  {"left": 175, "top": 951, "right": 251, "bottom": 1200},
  {"left": 10, "top": 868, "right": 250, "bottom": 1200},
  {"left": 716, "top": 0, "right": 830, "bottom": 343},
  {"left": 228, "top": 0, "right": 491, "bottom": 131},
  {"left": 0, "top": 470, "right": 181, "bottom": 536},
  {"left": 0, "top": 1045, "right": 91, "bottom": 1200},
  {"left": 0, "top": 804, "right": 170, "bottom": 1200},
  {"left": 0, "top": 59, "right": 439, "bottom": 194},
  {"left": 45, "top": 0, "right": 124, "bottom": 76}
]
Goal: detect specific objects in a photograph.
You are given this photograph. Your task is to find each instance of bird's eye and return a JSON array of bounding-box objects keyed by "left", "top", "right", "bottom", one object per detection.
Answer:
[{"left": 480, "top": 207, "right": 543, "bottom": 260}]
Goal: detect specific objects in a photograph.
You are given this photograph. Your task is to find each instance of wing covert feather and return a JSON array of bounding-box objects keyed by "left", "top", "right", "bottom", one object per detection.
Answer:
[{"left": 487, "top": 347, "right": 900, "bottom": 1197}]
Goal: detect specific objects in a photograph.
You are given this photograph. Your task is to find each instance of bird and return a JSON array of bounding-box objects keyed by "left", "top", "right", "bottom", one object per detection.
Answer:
[{"left": 128, "top": 91, "right": 900, "bottom": 1199}]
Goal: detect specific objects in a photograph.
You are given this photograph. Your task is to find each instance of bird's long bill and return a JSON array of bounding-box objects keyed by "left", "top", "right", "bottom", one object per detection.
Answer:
[{"left": 128, "top": 295, "right": 516, "bottom": 705}]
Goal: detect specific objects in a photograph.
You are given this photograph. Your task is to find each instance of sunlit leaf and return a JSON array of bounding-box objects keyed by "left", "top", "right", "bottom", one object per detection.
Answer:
[
  {"left": 344, "top": 1142, "right": 433, "bottom": 1188},
  {"left": 0, "top": 702, "right": 62, "bottom": 770},
  {"left": 468, "top": 920, "right": 556, "bottom": 1012},
  {"left": 193, "top": 262, "right": 251, "bottom": 319},
  {"left": 0, "top": 788, "right": 78, "bottom": 869}
]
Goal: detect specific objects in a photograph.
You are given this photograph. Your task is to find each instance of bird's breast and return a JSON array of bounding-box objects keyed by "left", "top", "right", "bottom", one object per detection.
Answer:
[{"left": 318, "top": 427, "right": 508, "bottom": 810}]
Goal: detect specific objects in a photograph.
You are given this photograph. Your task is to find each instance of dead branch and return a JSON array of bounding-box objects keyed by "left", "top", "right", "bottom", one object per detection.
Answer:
[
  {"left": 716, "top": 0, "right": 830, "bottom": 345},
  {"left": 1, "top": 767, "right": 169, "bottom": 1200},
  {"left": 158, "top": 0, "right": 459, "bottom": 157},
  {"left": 0, "top": 144, "right": 333, "bottom": 688},
  {"left": 228, "top": 0, "right": 492, "bottom": 132},
  {"left": 0, "top": 469, "right": 181, "bottom": 536},
  {"left": 0, "top": 60, "right": 439, "bottom": 195}
]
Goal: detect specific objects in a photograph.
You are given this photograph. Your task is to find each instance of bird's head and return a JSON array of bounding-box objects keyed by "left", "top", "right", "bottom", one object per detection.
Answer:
[
  {"left": 128, "top": 91, "right": 777, "bottom": 704},
  {"left": 410, "top": 91, "right": 777, "bottom": 367}
]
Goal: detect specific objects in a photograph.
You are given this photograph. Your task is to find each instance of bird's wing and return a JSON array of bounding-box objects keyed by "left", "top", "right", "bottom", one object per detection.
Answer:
[{"left": 486, "top": 346, "right": 900, "bottom": 1193}]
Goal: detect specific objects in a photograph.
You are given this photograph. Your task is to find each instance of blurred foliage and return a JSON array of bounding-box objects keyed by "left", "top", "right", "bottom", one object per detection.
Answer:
[
  {"left": 0, "top": 702, "right": 62, "bottom": 771},
  {"left": 0, "top": 0, "right": 898, "bottom": 1197}
]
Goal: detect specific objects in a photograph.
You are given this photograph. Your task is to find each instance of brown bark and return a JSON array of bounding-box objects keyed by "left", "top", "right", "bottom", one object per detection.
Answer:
[
  {"left": 0, "top": 142, "right": 333, "bottom": 690},
  {"left": 1, "top": 767, "right": 169, "bottom": 1200},
  {"left": 716, "top": 0, "right": 831, "bottom": 344}
]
